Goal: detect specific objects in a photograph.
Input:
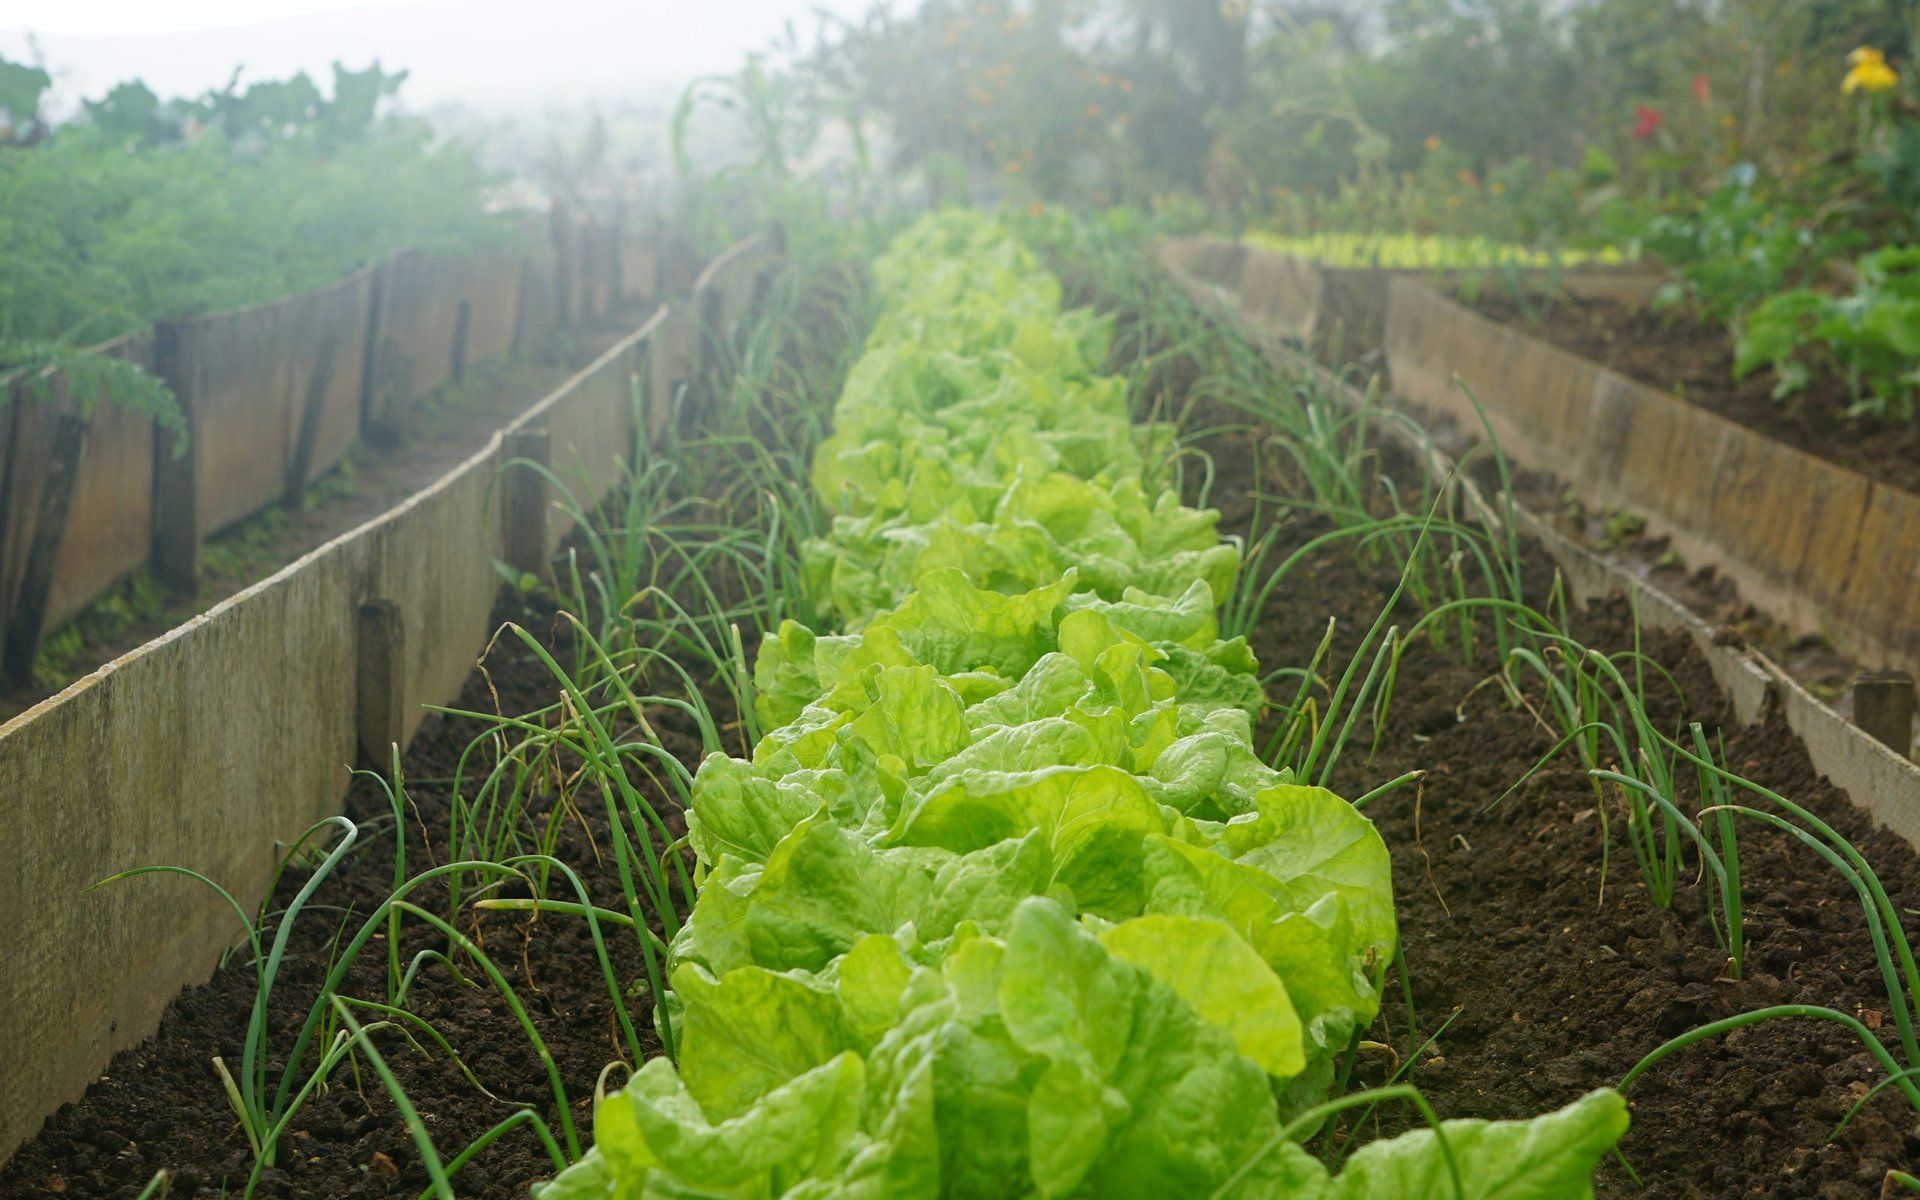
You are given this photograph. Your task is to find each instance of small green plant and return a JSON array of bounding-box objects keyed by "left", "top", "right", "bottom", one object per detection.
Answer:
[
  {"left": 1736, "top": 244, "right": 1920, "bottom": 419},
  {"left": 1638, "top": 164, "right": 1851, "bottom": 327},
  {"left": 91, "top": 816, "right": 377, "bottom": 1192},
  {"left": 88, "top": 769, "right": 558, "bottom": 1197},
  {"left": 1247, "top": 229, "right": 1615, "bottom": 272}
]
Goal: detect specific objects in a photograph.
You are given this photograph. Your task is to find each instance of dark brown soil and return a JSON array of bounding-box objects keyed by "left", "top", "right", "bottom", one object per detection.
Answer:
[
  {"left": 1468, "top": 291, "right": 1920, "bottom": 499},
  {"left": 1179, "top": 384, "right": 1920, "bottom": 1193},
  {"left": 8, "top": 264, "right": 1920, "bottom": 1199},
  {"left": 0, "top": 589, "right": 723, "bottom": 1200}
]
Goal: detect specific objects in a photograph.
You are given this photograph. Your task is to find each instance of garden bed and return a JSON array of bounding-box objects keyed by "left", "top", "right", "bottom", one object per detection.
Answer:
[
  {"left": 1469, "top": 291, "right": 1920, "bottom": 499},
  {"left": 15, "top": 432, "right": 1904, "bottom": 1198},
  {"left": 1095, "top": 267, "right": 1920, "bottom": 1193},
  {"left": 14, "top": 440, "right": 1911, "bottom": 1197},
  {"left": 0, "top": 592, "right": 691, "bottom": 1199},
  {"left": 0, "top": 305, "right": 653, "bottom": 723},
  {"left": 7, "top": 230, "right": 1919, "bottom": 1197},
  {"left": 1201, "top": 428, "right": 1920, "bottom": 1197}
]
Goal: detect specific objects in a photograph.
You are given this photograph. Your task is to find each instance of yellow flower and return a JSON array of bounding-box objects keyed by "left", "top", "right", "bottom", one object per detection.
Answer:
[
  {"left": 1844, "top": 46, "right": 1898, "bottom": 94},
  {"left": 1424, "top": 135, "right": 1441, "bottom": 152}
]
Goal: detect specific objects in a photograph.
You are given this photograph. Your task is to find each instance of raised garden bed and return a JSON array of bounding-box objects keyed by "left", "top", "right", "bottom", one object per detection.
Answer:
[
  {"left": 0, "top": 235, "right": 783, "bottom": 1171},
  {"left": 0, "top": 308, "right": 654, "bottom": 723},
  {"left": 7, "top": 221, "right": 1920, "bottom": 1197},
  {"left": 1380, "top": 273, "right": 1920, "bottom": 695},
  {"left": 1159, "top": 235, "right": 1661, "bottom": 369},
  {"left": 0, "top": 595, "right": 686, "bottom": 1198},
  {"left": 1135, "top": 247, "right": 1920, "bottom": 1194},
  {"left": 1203, "top": 426, "right": 1920, "bottom": 1198},
  {"left": 1467, "top": 290, "right": 1920, "bottom": 500}
]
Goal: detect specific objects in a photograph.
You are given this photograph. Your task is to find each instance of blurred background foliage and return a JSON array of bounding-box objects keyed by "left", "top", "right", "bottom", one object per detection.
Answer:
[
  {"left": 11, "top": 0, "right": 1920, "bottom": 407},
  {"left": 0, "top": 54, "right": 498, "bottom": 392},
  {"left": 671, "top": 0, "right": 1920, "bottom": 247}
]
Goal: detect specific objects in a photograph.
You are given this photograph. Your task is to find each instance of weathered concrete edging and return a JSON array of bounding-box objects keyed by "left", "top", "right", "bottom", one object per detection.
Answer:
[
  {"left": 1158, "top": 239, "right": 1920, "bottom": 856},
  {"left": 1162, "top": 236, "right": 1920, "bottom": 692},
  {"left": 1380, "top": 275, "right": 1920, "bottom": 690},
  {"left": 0, "top": 233, "right": 782, "bottom": 1160},
  {"left": 1160, "top": 235, "right": 1660, "bottom": 366}
]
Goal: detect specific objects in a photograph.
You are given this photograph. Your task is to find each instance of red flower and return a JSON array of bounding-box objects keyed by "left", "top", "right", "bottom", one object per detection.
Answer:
[
  {"left": 1631, "top": 104, "right": 1663, "bottom": 140},
  {"left": 1692, "top": 73, "right": 1711, "bottom": 104}
]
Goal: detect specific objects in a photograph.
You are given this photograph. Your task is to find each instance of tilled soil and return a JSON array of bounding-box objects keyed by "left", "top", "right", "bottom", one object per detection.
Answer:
[
  {"left": 1469, "top": 291, "right": 1920, "bottom": 499},
  {"left": 1191, "top": 413, "right": 1920, "bottom": 1194},
  {"left": 0, "top": 591, "right": 722, "bottom": 1200}
]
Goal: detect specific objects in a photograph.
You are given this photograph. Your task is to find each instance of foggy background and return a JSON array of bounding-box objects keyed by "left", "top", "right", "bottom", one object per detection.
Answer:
[
  {"left": 2, "top": 0, "right": 896, "bottom": 113},
  {"left": 2, "top": 0, "right": 916, "bottom": 202}
]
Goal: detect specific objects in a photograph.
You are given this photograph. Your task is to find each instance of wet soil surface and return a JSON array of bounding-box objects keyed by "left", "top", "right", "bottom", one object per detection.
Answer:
[
  {"left": 1469, "top": 291, "right": 1920, "bottom": 499},
  {"left": 8, "top": 272, "right": 1920, "bottom": 1198}
]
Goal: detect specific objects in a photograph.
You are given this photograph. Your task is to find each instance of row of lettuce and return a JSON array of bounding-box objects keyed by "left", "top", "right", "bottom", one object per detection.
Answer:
[{"left": 541, "top": 212, "right": 1627, "bottom": 1197}]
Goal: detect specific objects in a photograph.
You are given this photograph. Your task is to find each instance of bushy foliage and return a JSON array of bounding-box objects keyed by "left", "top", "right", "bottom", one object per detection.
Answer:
[
  {"left": 753, "top": 0, "right": 1916, "bottom": 244},
  {"left": 0, "top": 57, "right": 498, "bottom": 425},
  {"left": 1737, "top": 244, "right": 1920, "bottom": 418},
  {"left": 0, "top": 125, "right": 494, "bottom": 350}
]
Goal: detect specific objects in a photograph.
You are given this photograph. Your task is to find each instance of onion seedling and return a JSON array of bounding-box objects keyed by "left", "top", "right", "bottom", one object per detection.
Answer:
[
  {"left": 331, "top": 991, "right": 571, "bottom": 1198},
  {"left": 1620, "top": 1004, "right": 1920, "bottom": 1128},
  {"left": 91, "top": 816, "right": 362, "bottom": 1180}
]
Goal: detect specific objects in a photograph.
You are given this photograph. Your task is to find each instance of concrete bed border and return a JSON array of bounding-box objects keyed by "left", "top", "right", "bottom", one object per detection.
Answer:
[
  {"left": 1164, "top": 238, "right": 1920, "bottom": 689},
  {"left": 0, "top": 233, "right": 784, "bottom": 1161},
  {"left": 1157, "top": 238, "right": 1920, "bottom": 858},
  {"left": 1157, "top": 235, "right": 1662, "bottom": 367}
]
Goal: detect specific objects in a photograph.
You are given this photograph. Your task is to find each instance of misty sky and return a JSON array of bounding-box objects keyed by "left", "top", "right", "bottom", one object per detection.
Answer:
[{"left": 3, "top": 0, "right": 898, "bottom": 112}]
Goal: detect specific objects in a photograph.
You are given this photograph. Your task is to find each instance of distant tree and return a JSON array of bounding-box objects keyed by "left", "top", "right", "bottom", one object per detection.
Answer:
[
  {"left": 325, "top": 62, "right": 409, "bottom": 141},
  {"left": 0, "top": 52, "right": 51, "bottom": 145},
  {"left": 84, "top": 81, "right": 175, "bottom": 145}
]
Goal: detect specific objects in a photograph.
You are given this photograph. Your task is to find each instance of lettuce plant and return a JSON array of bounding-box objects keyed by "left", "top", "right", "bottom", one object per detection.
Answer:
[{"left": 533, "top": 211, "right": 1627, "bottom": 1197}]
